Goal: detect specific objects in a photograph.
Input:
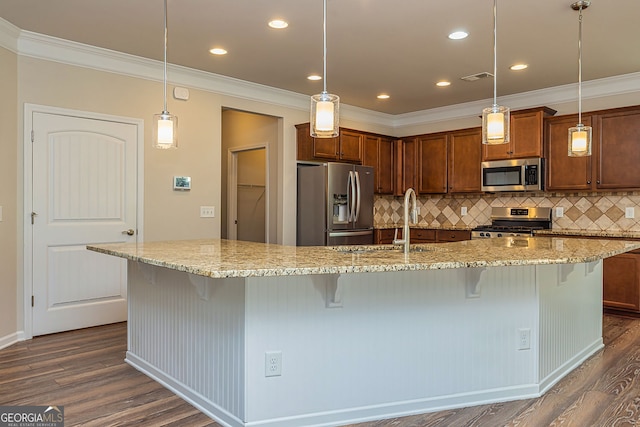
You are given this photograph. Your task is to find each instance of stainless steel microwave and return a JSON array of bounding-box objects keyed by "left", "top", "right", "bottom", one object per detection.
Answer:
[{"left": 481, "top": 158, "right": 544, "bottom": 192}]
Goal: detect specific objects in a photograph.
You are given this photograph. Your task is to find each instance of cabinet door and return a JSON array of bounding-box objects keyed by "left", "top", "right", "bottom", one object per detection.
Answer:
[
  {"left": 313, "top": 136, "right": 339, "bottom": 160},
  {"left": 436, "top": 229, "right": 471, "bottom": 242},
  {"left": 545, "top": 114, "right": 593, "bottom": 191},
  {"left": 396, "top": 138, "right": 418, "bottom": 195},
  {"left": 417, "top": 134, "right": 448, "bottom": 194},
  {"left": 448, "top": 128, "right": 481, "bottom": 193},
  {"left": 596, "top": 109, "right": 640, "bottom": 190},
  {"left": 603, "top": 252, "right": 640, "bottom": 312},
  {"left": 338, "top": 130, "right": 363, "bottom": 162},
  {"left": 482, "top": 107, "right": 555, "bottom": 161},
  {"left": 411, "top": 228, "right": 436, "bottom": 243},
  {"left": 295, "top": 123, "right": 315, "bottom": 161},
  {"left": 377, "top": 137, "right": 395, "bottom": 194}
]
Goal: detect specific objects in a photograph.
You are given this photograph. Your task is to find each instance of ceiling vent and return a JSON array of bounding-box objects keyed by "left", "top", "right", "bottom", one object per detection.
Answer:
[{"left": 460, "top": 72, "right": 494, "bottom": 82}]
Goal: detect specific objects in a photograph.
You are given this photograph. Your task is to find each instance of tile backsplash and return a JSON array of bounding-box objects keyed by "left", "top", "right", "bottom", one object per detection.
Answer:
[{"left": 375, "top": 192, "right": 640, "bottom": 232}]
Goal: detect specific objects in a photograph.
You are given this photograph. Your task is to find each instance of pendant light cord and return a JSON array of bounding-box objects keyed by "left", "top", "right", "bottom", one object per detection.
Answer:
[
  {"left": 163, "top": 0, "right": 168, "bottom": 113},
  {"left": 322, "top": 0, "right": 328, "bottom": 94},
  {"left": 492, "top": 0, "right": 497, "bottom": 108},
  {"left": 577, "top": 3, "right": 583, "bottom": 125}
]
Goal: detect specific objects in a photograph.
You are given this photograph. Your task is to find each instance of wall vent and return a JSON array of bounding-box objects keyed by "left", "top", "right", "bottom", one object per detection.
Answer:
[{"left": 460, "top": 72, "right": 494, "bottom": 82}]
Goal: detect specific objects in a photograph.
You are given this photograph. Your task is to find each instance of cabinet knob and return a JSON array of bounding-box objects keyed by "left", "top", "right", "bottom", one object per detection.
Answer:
[
  {"left": 587, "top": 181, "right": 591, "bottom": 184},
  {"left": 597, "top": 180, "right": 600, "bottom": 184}
]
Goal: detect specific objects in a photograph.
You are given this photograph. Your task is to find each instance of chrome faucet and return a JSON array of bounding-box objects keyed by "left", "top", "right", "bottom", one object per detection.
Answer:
[{"left": 393, "top": 188, "right": 418, "bottom": 254}]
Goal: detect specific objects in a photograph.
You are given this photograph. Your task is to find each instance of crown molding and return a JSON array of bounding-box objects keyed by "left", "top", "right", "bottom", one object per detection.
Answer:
[
  {"left": 0, "top": 17, "right": 19, "bottom": 53},
  {"left": 5, "top": 18, "right": 640, "bottom": 132},
  {"left": 393, "top": 72, "right": 640, "bottom": 128}
]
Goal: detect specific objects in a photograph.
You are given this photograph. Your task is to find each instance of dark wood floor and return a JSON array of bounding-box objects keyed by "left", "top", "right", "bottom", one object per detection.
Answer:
[{"left": 1, "top": 315, "right": 640, "bottom": 426}]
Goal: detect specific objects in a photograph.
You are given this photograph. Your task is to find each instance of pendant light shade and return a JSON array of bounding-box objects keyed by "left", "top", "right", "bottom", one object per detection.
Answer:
[
  {"left": 310, "top": 0, "right": 340, "bottom": 138},
  {"left": 482, "top": 0, "right": 510, "bottom": 145},
  {"left": 568, "top": 0, "right": 591, "bottom": 157},
  {"left": 154, "top": 0, "right": 178, "bottom": 149}
]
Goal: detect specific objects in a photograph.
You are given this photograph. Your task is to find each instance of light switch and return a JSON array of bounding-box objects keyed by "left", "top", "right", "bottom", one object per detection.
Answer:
[
  {"left": 555, "top": 207, "right": 564, "bottom": 218},
  {"left": 461, "top": 207, "right": 468, "bottom": 216},
  {"left": 200, "top": 206, "right": 215, "bottom": 218}
]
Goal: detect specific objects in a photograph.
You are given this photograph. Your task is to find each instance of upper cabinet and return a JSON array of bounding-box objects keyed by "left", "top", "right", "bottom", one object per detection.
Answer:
[
  {"left": 546, "top": 105, "right": 640, "bottom": 192},
  {"left": 408, "top": 127, "right": 482, "bottom": 195},
  {"left": 295, "top": 123, "right": 363, "bottom": 163},
  {"left": 482, "top": 107, "right": 556, "bottom": 161},
  {"left": 363, "top": 134, "right": 395, "bottom": 194}
]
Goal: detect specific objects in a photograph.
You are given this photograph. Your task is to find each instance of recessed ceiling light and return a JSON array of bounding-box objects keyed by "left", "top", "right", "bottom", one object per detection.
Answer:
[
  {"left": 209, "top": 48, "right": 227, "bottom": 55},
  {"left": 436, "top": 81, "right": 451, "bottom": 87},
  {"left": 377, "top": 94, "right": 390, "bottom": 99},
  {"left": 268, "top": 19, "right": 288, "bottom": 29},
  {"left": 510, "top": 63, "right": 528, "bottom": 71},
  {"left": 307, "top": 75, "right": 322, "bottom": 81},
  {"left": 448, "top": 31, "right": 468, "bottom": 40}
]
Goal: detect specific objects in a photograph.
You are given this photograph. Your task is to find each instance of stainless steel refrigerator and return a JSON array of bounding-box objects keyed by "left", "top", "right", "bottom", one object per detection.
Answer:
[{"left": 297, "top": 162, "right": 374, "bottom": 246}]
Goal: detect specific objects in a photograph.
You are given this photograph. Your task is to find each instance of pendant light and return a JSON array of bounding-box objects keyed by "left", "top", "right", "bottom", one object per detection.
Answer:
[
  {"left": 568, "top": 1, "right": 591, "bottom": 157},
  {"left": 482, "top": 0, "right": 510, "bottom": 145},
  {"left": 310, "top": 0, "right": 339, "bottom": 138},
  {"left": 153, "top": 0, "right": 178, "bottom": 149}
]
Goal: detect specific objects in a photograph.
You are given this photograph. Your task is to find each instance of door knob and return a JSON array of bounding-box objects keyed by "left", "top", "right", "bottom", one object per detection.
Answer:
[{"left": 122, "top": 229, "right": 135, "bottom": 236}]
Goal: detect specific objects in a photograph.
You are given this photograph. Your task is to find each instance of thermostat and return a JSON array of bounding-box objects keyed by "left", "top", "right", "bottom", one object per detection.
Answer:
[{"left": 173, "top": 176, "right": 191, "bottom": 191}]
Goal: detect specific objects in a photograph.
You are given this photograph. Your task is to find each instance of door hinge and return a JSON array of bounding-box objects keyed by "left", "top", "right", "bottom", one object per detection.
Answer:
[
  {"left": 31, "top": 130, "right": 34, "bottom": 143},
  {"left": 31, "top": 295, "right": 34, "bottom": 307}
]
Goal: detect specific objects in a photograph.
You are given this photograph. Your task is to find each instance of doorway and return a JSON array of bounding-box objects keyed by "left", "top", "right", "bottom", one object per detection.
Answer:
[
  {"left": 220, "top": 109, "right": 278, "bottom": 243},
  {"left": 227, "top": 146, "right": 267, "bottom": 242}
]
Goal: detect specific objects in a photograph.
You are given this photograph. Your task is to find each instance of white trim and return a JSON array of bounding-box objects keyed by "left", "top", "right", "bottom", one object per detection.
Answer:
[
  {"left": 4, "top": 18, "right": 640, "bottom": 132},
  {"left": 0, "top": 331, "right": 23, "bottom": 351},
  {"left": 22, "top": 103, "right": 144, "bottom": 339},
  {"left": 0, "top": 17, "right": 19, "bottom": 53},
  {"left": 227, "top": 144, "right": 269, "bottom": 243}
]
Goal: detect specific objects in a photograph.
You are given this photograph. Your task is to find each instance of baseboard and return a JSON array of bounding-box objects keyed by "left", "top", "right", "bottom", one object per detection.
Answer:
[
  {"left": 125, "top": 351, "right": 543, "bottom": 427},
  {"left": 0, "top": 331, "right": 24, "bottom": 351},
  {"left": 538, "top": 338, "right": 604, "bottom": 394}
]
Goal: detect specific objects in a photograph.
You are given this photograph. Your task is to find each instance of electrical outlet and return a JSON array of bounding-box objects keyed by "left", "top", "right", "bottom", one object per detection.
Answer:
[
  {"left": 461, "top": 206, "right": 467, "bottom": 216},
  {"left": 518, "top": 328, "right": 531, "bottom": 350},
  {"left": 265, "top": 351, "right": 282, "bottom": 377},
  {"left": 200, "top": 206, "right": 215, "bottom": 218},
  {"left": 555, "top": 207, "right": 564, "bottom": 218},
  {"left": 626, "top": 207, "right": 635, "bottom": 219}
]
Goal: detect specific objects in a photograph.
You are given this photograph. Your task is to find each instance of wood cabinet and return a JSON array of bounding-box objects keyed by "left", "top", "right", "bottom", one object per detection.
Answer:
[
  {"left": 545, "top": 114, "right": 593, "bottom": 191},
  {"left": 436, "top": 229, "right": 471, "bottom": 242},
  {"left": 295, "top": 123, "right": 363, "bottom": 163},
  {"left": 482, "top": 106, "right": 556, "bottom": 161},
  {"left": 363, "top": 135, "right": 395, "bottom": 194},
  {"left": 545, "top": 105, "right": 640, "bottom": 192},
  {"left": 603, "top": 249, "right": 640, "bottom": 313},
  {"left": 415, "top": 127, "right": 482, "bottom": 194},
  {"left": 448, "top": 128, "right": 482, "bottom": 193},
  {"left": 374, "top": 228, "right": 470, "bottom": 244},
  {"left": 417, "top": 133, "right": 448, "bottom": 194},
  {"left": 396, "top": 138, "right": 418, "bottom": 196},
  {"left": 412, "top": 228, "right": 437, "bottom": 243}
]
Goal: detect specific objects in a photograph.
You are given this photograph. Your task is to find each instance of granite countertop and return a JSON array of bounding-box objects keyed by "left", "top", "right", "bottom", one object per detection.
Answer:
[
  {"left": 535, "top": 229, "right": 640, "bottom": 239},
  {"left": 375, "top": 224, "right": 473, "bottom": 231},
  {"left": 87, "top": 237, "right": 640, "bottom": 279}
]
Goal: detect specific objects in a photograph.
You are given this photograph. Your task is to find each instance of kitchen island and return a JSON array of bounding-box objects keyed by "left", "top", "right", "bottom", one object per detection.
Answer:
[{"left": 88, "top": 237, "right": 640, "bottom": 427}]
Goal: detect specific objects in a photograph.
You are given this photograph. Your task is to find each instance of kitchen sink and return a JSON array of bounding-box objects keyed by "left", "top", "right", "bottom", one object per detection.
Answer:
[{"left": 328, "top": 244, "right": 447, "bottom": 254}]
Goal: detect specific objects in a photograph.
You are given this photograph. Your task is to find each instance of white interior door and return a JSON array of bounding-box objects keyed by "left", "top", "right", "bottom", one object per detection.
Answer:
[{"left": 31, "top": 112, "right": 138, "bottom": 336}]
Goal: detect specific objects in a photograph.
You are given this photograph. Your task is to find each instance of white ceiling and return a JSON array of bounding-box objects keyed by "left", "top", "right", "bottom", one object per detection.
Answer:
[{"left": 1, "top": 0, "right": 638, "bottom": 115}]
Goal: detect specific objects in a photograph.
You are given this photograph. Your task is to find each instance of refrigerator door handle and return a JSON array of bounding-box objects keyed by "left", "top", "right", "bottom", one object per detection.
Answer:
[
  {"left": 347, "top": 171, "right": 356, "bottom": 222},
  {"left": 354, "top": 171, "right": 361, "bottom": 222}
]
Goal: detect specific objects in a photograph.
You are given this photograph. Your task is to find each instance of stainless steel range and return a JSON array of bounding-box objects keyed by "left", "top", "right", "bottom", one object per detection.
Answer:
[{"left": 471, "top": 207, "right": 552, "bottom": 239}]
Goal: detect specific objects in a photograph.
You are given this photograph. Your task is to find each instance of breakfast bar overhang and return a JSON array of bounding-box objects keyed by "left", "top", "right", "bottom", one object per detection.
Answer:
[{"left": 88, "top": 237, "right": 640, "bottom": 427}]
